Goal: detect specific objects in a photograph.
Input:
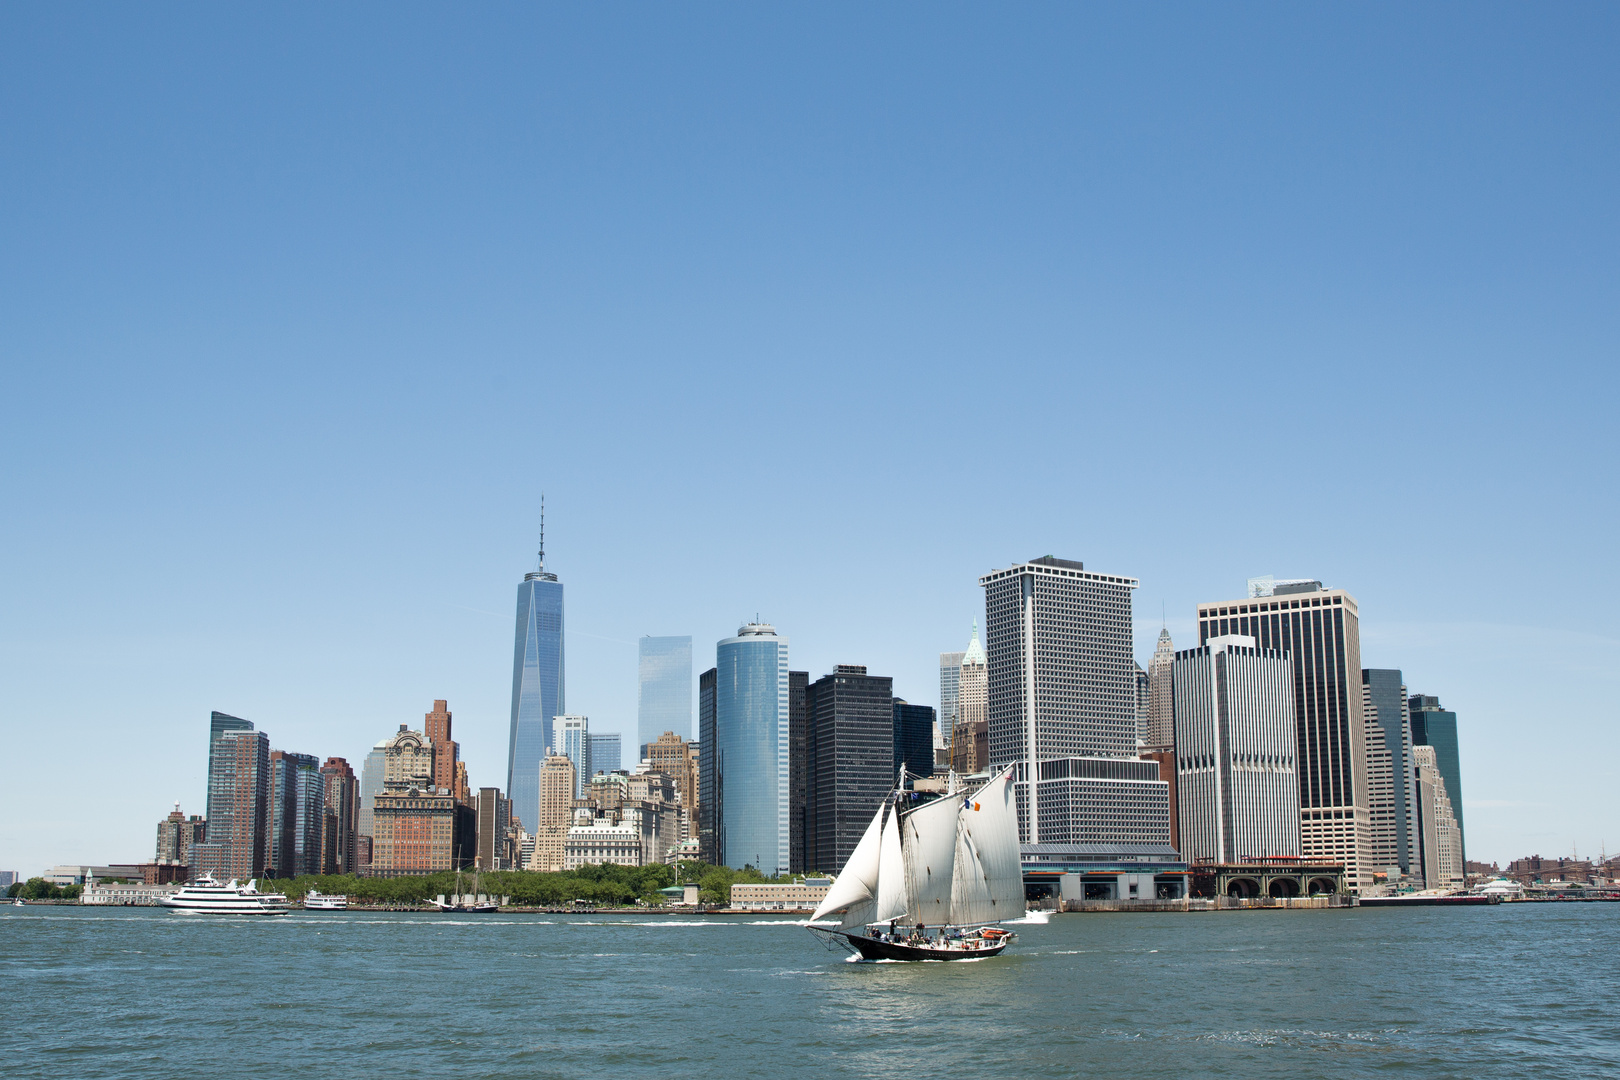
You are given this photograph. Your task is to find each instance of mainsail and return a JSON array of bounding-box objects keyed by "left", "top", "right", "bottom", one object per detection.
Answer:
[
  {"left": 873, "top": 800, "right": 907, "bottom": 923},
  {"left": 949, "top": 768, "right": 1024, "bottom": 927},
  {"left": 901, "top": 790, "right": 960, "bottom": 925},
  {"left": 811, "top": 800, "right": 886, "bottom": 929}
]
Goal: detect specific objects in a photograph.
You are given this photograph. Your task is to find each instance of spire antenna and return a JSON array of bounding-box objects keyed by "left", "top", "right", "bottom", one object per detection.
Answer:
[{"left": 538, "top": 493, "right": 546, "bottom": 572}]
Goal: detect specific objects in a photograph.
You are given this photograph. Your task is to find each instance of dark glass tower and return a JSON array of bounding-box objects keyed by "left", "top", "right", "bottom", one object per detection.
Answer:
[
  {"left": 807, "top": 664, "right": 894, "bottom": 873},
  {"left": 507, "top": 522, "right": 564, "bottom": 837},
  {"left": 1409, "top": 694, "right": 1465, "bottom": 866},
  {"left": 892, "top": 699, "right": 936, "bottom": 779}
]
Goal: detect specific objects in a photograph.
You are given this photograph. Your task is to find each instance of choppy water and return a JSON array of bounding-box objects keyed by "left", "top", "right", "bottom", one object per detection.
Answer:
[{"left": 2, "top": 903, "right": 1614, "bottom": 1078}]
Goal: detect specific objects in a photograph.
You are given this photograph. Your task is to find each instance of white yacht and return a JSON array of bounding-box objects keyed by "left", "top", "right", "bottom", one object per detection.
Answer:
[
  {"left": 302, "top": 888, "right": 349, "bottom": 911},
  {"left": 162, "top": 874, "right": 292, "bottom": 916}
]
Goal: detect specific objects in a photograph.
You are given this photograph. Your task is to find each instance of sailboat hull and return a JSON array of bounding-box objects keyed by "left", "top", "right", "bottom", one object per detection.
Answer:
[{"left": 842, "top": 932, "right": 1010, "bottom": 962}]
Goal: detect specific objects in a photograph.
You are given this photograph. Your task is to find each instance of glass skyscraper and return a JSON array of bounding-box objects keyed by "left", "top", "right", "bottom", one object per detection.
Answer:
[
  {"left": 589, "top": 732, "right": 621, "bottom": 775},
  {"left": 1409, "top": 694, "right": 1465, "bottom": 867},
  {"left": 714, "top": 623, "right": 789, "bottom": 875},
  {"left": 637, "top": 635, "right": 693, "bottom": 748},
  {"left": 508, "top": 539, "right": 564, "bottom": 836},
  {"left": 357, "top": 737, "right": 388, "bottom": 839},
  {"left": 558, "top": 716, "right": 590, "bottom": 797}
]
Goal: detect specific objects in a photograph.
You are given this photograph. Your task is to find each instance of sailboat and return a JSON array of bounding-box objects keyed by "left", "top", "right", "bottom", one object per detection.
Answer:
[
  {"left": 429, "top": 862, "right": 500, "bottom": 913},
  {"left": 809, "top": 767, "right": 1024, "bottom": 961}
]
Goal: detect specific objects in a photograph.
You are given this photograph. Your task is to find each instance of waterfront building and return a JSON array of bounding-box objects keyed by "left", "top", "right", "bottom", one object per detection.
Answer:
[
  {"left": 558, "top": 716, "right": 591, "bottom": 797},
  {"left": 319, "top": 757, "right": 358, "bottom": 874},
  {"left": 1413, "top": 744, "right": 1464, "bottom": 889},
  {"left": 638, "top": 635, "right": 693, "bottom": 746},
  {"left": 1195, "top": 581, "right": 1372, "bottom": 889},
  {"left": 1138, "top": 749, "right": 1180, "bottom": 854},
  {"left": 807, "top": 664, "right": 894, "bottom": 873},
  {"left": 1361, "top": 671, "right": 1417, "bottom": 881},
  {"left": 268, "top": 750, "right": 324, "bottom": 878},
  {"left": 697, "top": 666, "right": 718, "bottom": 864},
  {"left": 938, "top": 647, "right": 965, "bottom": 753},
  {"left": 1144, "top": 628, "right": 1175, "bottom": 750},
  {"left": 892, "top": 699, "right": 935, "bottom": 778},
  {"left": 713, "top": 623, "right": 790, "bottom": 874},
  {"left": 730, "top": 877, "right": 832, "bottom": 912},
  {"left": 788, "top": 669, "right": 809, "bottom": 874},
  {"left": 369, "top": 725, "right": 475, "bottom": 875},
  {"left": 564, "top": 819, "right": 643, "bottom": 869},
  {"left": 1172, "top": 635, "right": 1301, "bottom": 863},
  {"left": 589, "top": 732, "right": 621, "bottom": 777},
  {"left": 1409, "top": 694, "right": 1466, "bottom": 867},
  {"left": 194, "top": 726, "right": 270, "bottom": 880},
  {"left": 357, "top": 737, "right": 388, "bottom": 840},
  {"left": 952, "top": 624, "right": 988, "bottom": 773},
  {"left": 508, "top": 522, "right": 565, "bottom": 847},
  {"left": 475, "top": 787, "right": 516, "bottom": 870},
  {"left": 530, "top": 753, "right": 577, "bottom": 872},
  {"left": 979, "top": 556, "right": 1143, "bottom": 842}
]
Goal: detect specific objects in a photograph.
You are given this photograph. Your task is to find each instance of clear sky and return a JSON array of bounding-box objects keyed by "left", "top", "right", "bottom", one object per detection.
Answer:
[{"left": 2, "top": 5, "right": 1616, "bottom": 874}]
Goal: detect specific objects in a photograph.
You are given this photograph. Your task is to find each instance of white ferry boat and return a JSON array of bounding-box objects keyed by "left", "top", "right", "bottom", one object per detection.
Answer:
[
  {"left": 162, "top": 874, "right": 292, "bottom": 916},
  {"left": 302, "top": 888, "right": 349, "bottom": 911}
]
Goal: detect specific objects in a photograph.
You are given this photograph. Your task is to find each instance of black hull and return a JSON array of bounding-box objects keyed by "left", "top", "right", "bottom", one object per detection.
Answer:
[{"left": 843, "top": 933, "right": 1009, "bottom": 962}]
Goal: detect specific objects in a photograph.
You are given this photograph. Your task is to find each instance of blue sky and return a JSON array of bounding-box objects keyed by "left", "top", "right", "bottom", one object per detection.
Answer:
[{"left": 2, "top": 5, "right": 1616, "bottom": 873}]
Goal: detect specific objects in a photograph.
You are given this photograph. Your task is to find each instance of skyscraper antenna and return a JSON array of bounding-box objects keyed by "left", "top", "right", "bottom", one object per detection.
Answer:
[{"left": 537, "top": 493, "right": 546, "bottom": 572}]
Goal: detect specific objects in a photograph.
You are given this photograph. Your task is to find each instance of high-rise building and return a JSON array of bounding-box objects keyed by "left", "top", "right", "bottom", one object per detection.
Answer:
[
  {"left": 980, "top": 556, "right": 1145, "bottom": 843},
  {"left": 268, "top": 750, "right": 324, "bottom": 878},
  {"left": 1361, "top": 671, "right": 1417, "bottom": 881},
  {"left": 531, "top": 753, "right": 577, "bottom": 872},
  {"left": 319, "top": 757, "right": 358, "bottom": 875},
  {"left": 643, "top": 731, "right": 700, "bottom": 844},
  {"left": 697, "top": 666, "right": 718, "bottom": 864},
  {"left": 1413, "top": 744, "right": 1464, "bottom": 888},
  {"left": 1409, "top": 694, "right": 1466, "bottom": 867},
  {"left": 952, "top": 624, "right": 988, "bottom": 773},
  {"left": 1172, "top": 636, "right": 1300, "bottom": 863},
  {"left": 788, "top": 670, "right": 809, "bottom": 874},
  {"left": 892, "top": 699, "right": 935, "bottom": 779},
  {"left": 807, "top": 665, "right": 894, "bottom": 872},
  {"left": 370, "top": 725, "right": 475, "bottom": 875},
  {"left": 589, "top": 732, "right": 621, "bottom": 777},
  {"left": 154, "top": 803, "right": 198, "bottom": 867},
  {"left": 357, "top": 736, "right": 388, "bottom": 843},
  {"left": 423, "top": 700, "right": 461, "bottom": 795},
  {"left": 1196, "top": 581, "right": 1371, "bottom": 888},
  {"left": 194, "top": 726, "right": 270, "bottom": 880},
  {"left": 1134, "top": 662, "right": 1150, "bottom": 746},
  {"left": 1144, "top": 628, "right": 1175, "bottom": 750},
  {"left": 558, "top": 716, "right": 591, "bottom": 797},
  {"left": 475, "top": 787, "right": 516, "bottom": 870},
  {"left": 638, "top": 636, "right": 693, "bottom": 747},
  {"left": 508, "top": 521, "right": 565, "bottom": 846},
  {"left": 209, "top": 710, "right": 253, "bottom": 763},
  {"left": 713, "top": 623, "right": 789, "bottom": 874},
  {"left": 938, "top": 647, "right": 965, "bottom": 752}
]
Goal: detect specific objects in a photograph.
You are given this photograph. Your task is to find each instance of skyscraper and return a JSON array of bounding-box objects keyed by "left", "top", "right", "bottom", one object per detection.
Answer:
[
  {"left": 713, "top": 623, "right": 789, "bottom": 874},
  {"left": 1362, "top": 670, "right": 1417, "bottom": 879},
  {"left": 589, "top": 732, "right": 621, "bottom": 776},
  {"left": 194, "top": 726, "right": 270, "bottom": 880},
  {"left": 892, "top": 699, "right": 936, "bottom": 779},
  {"left": 638, "top": 636, "right": 693, "bottom": 747},
  {"left": 1172, "top": 636, "right": 1300, "bottom": 862},
  {"left": 938, "top": 647, "right": 965, "bottom": 752},
  {"left": 1413, "top": 744, "right": 1464, "bottom": 888},
  {"left": 423, "top": 699, "right": 461, "bottom": 796},
  {"left": 371, "top": 725, "right": 475, "bottom": 875},
  {"left": 952, "top": 624, "right": 988, "bottom": 773},
  {"left": 788, "top": 669, "right": 809, "bottom": 874},
  {"left": 1144, "top": 628, "right": 1175, "bottom": 750},
  {"left": 531, "top": 753, "right": 577, "bottom": 872},
  {"left": 806, "top": 665, "right": 895, "bottom": 872},
  {"left": 357, "top": 736, "right": 388, "bottom": 839},
  {"left": 475, "top": 787, "right": 515, "bottom": 871},
  {"left": 508, "top": 519, "right": 564, "bottom": 844},
  {"left": 558, "top": 716, "right": 591, "bottom": 797},
  {"left": 697, "top": 666, "right": 718, "bottom": 864},
  {"left": 1409, "top": 694, "right": 1466, "bottom": 868},
  {"left": 319, "top": 757, "right": 358, "bottom": 874},
  {"left": 268, "top": 750, "right": 324, "bottom": 878},
  {"left": 1196, "top": 581, "right": 1371, "bottom": 888}
]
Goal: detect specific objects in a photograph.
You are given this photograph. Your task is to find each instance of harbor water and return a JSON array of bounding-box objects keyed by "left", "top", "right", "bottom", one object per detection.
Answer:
[{"left": 2, "top": 903, "right": 1614, "bottom": 1078}]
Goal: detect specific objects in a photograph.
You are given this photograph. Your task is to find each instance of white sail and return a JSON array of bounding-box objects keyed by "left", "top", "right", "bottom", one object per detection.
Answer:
[
  {"left": 949, "top": 768, "right": 1024, "bottom": 927},
  {"left": 902, "top": 791, "right": 960, "bottom": 925},
  {"left": 811, "top": 801, "right": 886, "bottom": 926},
  {"left": 873, "top": 799, "right": 907, "bottom": 923}
]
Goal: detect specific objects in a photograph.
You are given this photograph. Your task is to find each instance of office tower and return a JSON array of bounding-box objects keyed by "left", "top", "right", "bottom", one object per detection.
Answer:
[
  {"left": 788, "top": 670, "right": 809, "bottom": 874},
  {"left": 713, "top": 623, "right": 790, "bottom": 874},
  {"left": 1196, "top": 581, "right": 1371, "bottom": 888},
  {"left": 205, "top": 710, "right": 253, "bottom": 843},
  {"left": 1134, "top": 662, "right": 1150, "bottom": 746},
  {"left": 558, "top": 716, "right": 591, "bottom": 797},
  {"left": 371, "top": 725, "right": 475, "bottom": 875},
  {"left": 357, "top": 737, "right": 389, "bottom": 839},
  {"left": 508, "top": 519, "right": 565, "bottom": 846},
  {"left": 1409, "top": 694, "right": 1466, "bottom": 867},
  {"left": 638, "top": 636, "right": 693, "bottom": 746},
  {"left": 697, "top": 666, "right": 718, "bottom": 864},
  {"left": 952, "top": 624, "right": 988, "bottom": 773},
  {"left": 268, "top": 750, "right": 324, "bottom": 878},
  {"left": 980, "top": 556, "right": 1143, "bottom": 843},
  {"left": 194, "top": 727, "right": 270, "bottom": 880},
  {"left": 1362, "top": 671, "right": 1417, "bottom": 880},
  {"left": 475, "top": 787, "right": 515, "bottom": 870},
  {"left": 807, "top": 665, "right": 894, "bottom": 872},
  {"left": 1144, "top": 628, "right": 1175, "bottom": 750},
  {"left": 319, "top": 758, "right": 358, "bottom": 874},
  {"left": 531, "top": 753, "right": 577, "bottom": 872},
  {"left": 423, "top": 700, "right": 460, "bottom": 795},
  {"left": 892, "top": 699, "right": 935, "bottom": 779},
  {"left": 1413, "top": 744, "right": 1464, "bottom": 888},
  {"left": 644, "top": 731, "right": 701, "bottom": 842},
  {"left": 155, "top": 804, "right": 188, "bottom": 863},
  {"left": 589, "top": 732, "right": 621, "bottom": 776},
  {"left": 939, "top": 647, "right": 965, "bottom": 750},
  {"left": 1172, "top": 636, "right": 1301, "bottom": 862}
]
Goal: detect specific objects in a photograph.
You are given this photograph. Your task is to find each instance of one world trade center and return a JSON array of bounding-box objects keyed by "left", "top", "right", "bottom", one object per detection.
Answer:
[{"left": 508, "top": 517, "right": 564, "bottom": 837}]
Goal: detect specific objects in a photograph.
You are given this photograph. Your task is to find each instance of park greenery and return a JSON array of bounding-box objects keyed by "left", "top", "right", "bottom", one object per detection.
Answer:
[
  {"left": 251, "top": 860, "right": 797, "bottom": 907},
  {"left": 7, "top": 878, "right": 82, "bottom": 900}
]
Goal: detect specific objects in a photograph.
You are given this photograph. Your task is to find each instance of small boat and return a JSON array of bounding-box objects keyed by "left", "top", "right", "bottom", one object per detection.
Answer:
[
  {"left": 11, "top": 899, "right": 23, "bottom": 907},
  {"left": 302, "top": 888, "right": 349, "bottom": 911},
  {"left": 809, "top": 766, "right": 1023, "bottom": 961},
  {"left": 163, "top": 874, "right": 292, "bottom": 916},
  {"left": 429, "top": 867, "right": 500, "bottom": 913}
]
